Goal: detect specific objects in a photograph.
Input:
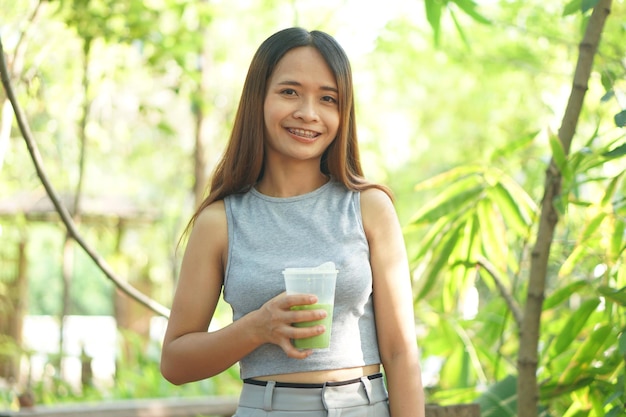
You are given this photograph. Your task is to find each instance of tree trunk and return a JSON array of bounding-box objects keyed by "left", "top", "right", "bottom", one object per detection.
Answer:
[
  {"left": 192, "top": 8, "right": 212, "bottom": 208},
  {"left": 517, "top": 1, "right": 613, "bottom": 416},
  {"left": 0, "top": 238, "right": 28, "bottom": 382}
]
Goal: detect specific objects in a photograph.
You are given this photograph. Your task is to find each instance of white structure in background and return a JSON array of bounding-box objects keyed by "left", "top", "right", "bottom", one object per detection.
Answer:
[{"left": 22, "top": 316, "right": 117, "bottom": 389}]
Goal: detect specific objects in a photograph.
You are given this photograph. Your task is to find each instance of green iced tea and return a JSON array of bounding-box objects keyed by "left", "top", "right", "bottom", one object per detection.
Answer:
[{"left": 291, "top": 303, "right": 333, "bottom": 349}]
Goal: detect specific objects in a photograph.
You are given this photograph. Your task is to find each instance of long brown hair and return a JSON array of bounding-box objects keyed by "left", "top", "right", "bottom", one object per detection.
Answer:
[{"left": 185, "top": 27, "right": 391, "bottom": 234}]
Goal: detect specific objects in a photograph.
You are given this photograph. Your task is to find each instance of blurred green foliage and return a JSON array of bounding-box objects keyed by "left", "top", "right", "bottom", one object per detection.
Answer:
[{"left": 1, "top": 0, "right": 625, "bottom": 415}]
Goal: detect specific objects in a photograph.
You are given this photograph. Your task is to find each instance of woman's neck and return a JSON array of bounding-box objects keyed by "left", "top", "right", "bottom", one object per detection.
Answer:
[{"left": 256, "top": 169, "right": 329, "bottom": 198}]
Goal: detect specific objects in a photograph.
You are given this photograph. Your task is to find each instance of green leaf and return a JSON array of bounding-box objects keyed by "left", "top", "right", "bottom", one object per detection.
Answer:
[
  {"left": 452, "top": 0, "right": 491, "bottom": 24},
  {"left": 582, "top": 0, "right": 601, "bottom": 13},
  {"left": 485, "top": 183, "right": 531, "bottom": 236},
  {"left": 413, "top": 165, "right": 482, "bottom": 191},
  {"left": 407, "top": 216, "right": 450, "bottom": 261},
  {"left": 558, "top": 325, "right": 612, "bottom": 384},
  {"left": 615, "top": 110, "right": 626, "bottom": 128},
  {"left": 476, "top": 198, "right": 507, "bottom": 268},
  {"left": 552, "top": 298, "right": 600, "bottom": 357},
  {"left": 600, "top": 89, "right": 615, "bottom": 102},
  {"left": 601, "top": 172, "right": 624, "bottom": 206},
  {"left": 490, "top": 130, "right": 539, "bottom": 160},
  {"left": 549, "top": 131, "right": 568, "bottom": 172},
  {"left": 540, "top": 377, "right": 595, "bottom": 399},
  {"left": 563, "top": 0, "right": 582, "bottom": 16},
  {"left": 477, "top": 375, "right": 517, "bottom": 417},
  {"left": 619, "top": 331, "right": 626, "bottom": 356},
  {"left": 417, "top": 225, "right": 463, "bottom": 300},
  {"left": 610, "top": 217, "right": 625, "bottom": 261},
  {"left": 544, "top": 280, "right": 589, "bottom": 310},
  {"left": 409, "top": 177, "right": 484, "bottom": 224},
  {"left": 598, "top": 286, "right": 626, "bottom": 306},
  {"left": 601, "top": 69, "right": 616, "bottom": 91},
  {"left": 450, "top": 8, "right": 471, "bottom": 49},
  {"left": 425, "top": 0, "right": 443, "bottom": 45},
  {"left": 603, "top": 141, "right": 626, "bottom": 157},
  {"left": 560, "top": 244, "right": 590, "bottom": 277}
]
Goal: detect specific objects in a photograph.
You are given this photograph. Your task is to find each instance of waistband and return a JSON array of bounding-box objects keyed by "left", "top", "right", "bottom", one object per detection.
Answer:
[
  {"left": 243, "top": 372, "right": 383, "bottom": 389},
  {"left": 238, "top": 373, "right": 387, "bottom": 411}
]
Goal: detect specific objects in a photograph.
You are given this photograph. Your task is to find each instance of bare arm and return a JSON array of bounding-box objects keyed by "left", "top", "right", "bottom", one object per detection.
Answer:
[
  {"left": 160, "top": 201, "right": 327, "bottom": 385},
  {"left": 361, "top": 189, "right": 425, "bottom": 417}
]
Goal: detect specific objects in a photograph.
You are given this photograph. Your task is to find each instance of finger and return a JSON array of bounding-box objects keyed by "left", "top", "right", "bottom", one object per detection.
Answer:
[
  {"left": 288, "top": 307, "right": 327, "bottom": 324},
  {"left": 284, "top": 294, "right": 318, "bottom": 308},
  {"left": 282, "top": 342, "right": 313, "bottom": 359},
  {"left": 291, "top": 324, "right": 326, "bottom": 340}
]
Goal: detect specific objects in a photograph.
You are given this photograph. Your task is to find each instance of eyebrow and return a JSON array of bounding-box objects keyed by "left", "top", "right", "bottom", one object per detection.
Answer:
[{"left": 277, "top": 80, "right": 338, "bottom": 93}]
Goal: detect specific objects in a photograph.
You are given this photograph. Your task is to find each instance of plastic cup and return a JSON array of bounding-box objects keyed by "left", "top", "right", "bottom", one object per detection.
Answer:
[{"left": 283, "top": 262, "right": 338, "bottom": 349}]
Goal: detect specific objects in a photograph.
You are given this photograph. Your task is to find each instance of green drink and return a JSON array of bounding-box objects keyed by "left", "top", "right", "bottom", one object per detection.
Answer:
[
  {"left": 283, "top": 262, "right": 338, "bottom": 350},
  {"left": 291, "top": 303, "right": 334, "bottom": 349}
]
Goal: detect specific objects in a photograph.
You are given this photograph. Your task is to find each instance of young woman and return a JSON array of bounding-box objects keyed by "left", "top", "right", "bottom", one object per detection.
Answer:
[{"left": 160, "top": 27, "right": 425, "bottom": 417}]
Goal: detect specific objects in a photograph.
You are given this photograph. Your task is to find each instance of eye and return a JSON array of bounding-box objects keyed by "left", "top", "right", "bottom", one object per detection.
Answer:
[
  {"left": 280, "top": 88, "right": 297, "bottom": 96},
  {"left": 321, "top": 95, "right": 337, "bottom": 104}
]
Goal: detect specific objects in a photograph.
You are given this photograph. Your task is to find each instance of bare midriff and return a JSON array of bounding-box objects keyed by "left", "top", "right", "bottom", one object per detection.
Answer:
[{"left": 253, "top": 364, "right": 381, "bottom": 384}]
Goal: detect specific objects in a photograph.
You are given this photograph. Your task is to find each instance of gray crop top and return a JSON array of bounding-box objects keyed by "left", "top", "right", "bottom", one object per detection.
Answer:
[{"left": 223, "top": 180, "right": 381, "bottom": 380}]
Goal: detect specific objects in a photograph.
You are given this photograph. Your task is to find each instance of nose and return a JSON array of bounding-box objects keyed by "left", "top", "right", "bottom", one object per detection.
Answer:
[{"left": 293, "top": 98, "right": 319, "bottom": 122}]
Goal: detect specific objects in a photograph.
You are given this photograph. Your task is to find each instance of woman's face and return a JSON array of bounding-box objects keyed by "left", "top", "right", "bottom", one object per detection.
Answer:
[{"left": 263, "top": 46, "right": 340, "bottom": 167}]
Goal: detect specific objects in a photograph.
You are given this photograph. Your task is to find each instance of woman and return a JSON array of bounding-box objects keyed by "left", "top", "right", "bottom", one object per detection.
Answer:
[{"left": 160, "top": 27, "right": 425, "bottom": 417}]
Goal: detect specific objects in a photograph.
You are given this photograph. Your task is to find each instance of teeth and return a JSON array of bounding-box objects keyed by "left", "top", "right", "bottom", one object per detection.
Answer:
[{"left": 289, "top": 128, "right": 318, "bottom": 138}]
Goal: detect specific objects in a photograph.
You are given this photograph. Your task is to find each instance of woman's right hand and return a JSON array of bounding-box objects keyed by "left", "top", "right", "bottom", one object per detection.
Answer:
[{"left": 253, "top": 292, "right": 327, "bottom": 359}]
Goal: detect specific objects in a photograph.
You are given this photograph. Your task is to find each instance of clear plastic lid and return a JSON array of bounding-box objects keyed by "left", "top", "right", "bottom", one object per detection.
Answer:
[{"left": 282, "top": 261, "right": 338, "bottom": 274}]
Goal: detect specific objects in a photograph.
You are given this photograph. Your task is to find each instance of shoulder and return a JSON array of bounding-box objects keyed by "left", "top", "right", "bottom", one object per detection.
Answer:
[
  {"left": 194, "top": 200, "right": 227, "bottom": 230},
  {"left": 360, "top": 187, "right": 395, "bottom": 217},
  {"left": 186, "top": 200, "right": 228, "bottom": 265},
  {"left": 359, "top": 187, "right": 398, "bottom": 236},
  {"left": 189, "top": 200, "right": 228, "bottom": 252}
]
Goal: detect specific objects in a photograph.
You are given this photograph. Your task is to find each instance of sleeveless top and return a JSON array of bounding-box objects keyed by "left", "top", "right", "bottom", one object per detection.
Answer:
[{"left": 223, "top": 180, "right": 381, "bottom": 379}]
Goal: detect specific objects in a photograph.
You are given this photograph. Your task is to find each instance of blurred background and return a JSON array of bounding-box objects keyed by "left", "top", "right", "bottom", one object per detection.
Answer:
[{"left": 1, "top": 0, "right": 625, "bottom": 416}]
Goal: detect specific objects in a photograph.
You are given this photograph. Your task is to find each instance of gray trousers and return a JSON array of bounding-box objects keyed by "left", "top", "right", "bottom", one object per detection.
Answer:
[{"left": 233, "top": 375, "right": 390, "bottom": 417}]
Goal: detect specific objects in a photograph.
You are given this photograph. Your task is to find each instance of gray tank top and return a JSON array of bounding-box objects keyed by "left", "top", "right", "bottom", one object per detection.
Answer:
[{"left": 223, "top": 180, "right": 381, "bottom": 379}]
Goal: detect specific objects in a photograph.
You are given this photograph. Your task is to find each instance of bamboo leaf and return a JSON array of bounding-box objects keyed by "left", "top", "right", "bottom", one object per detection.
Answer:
[
  {"left": 425, "top": 0, "right": 443, "bottom": 45},
  {"left": 559, "top": 244, "right": 587, "bottom": 277},
  {"left": 597, "top": 286, "right": 626, "bottom": 306},
  {"left": 452, "top": 0, "right": 491, "bottom": 24},
  {"left": 485, "top": 183, "right": 530, "bottom": 236},
  {"left": 544, "top": 280, "right": 589, "bottom": 310},
  {"left": 619, "top": 331, "right": 626, "bottom": 356},
  {"left": 601, "top": 69, "right": 616, "bottom": 91},
  {"left": 476, "top": 198, "right": 507, "bottom": 269},
  {"left": 407, "top": 216, "right": 450, "bottom": 262},
  {"left": 450, "top": 8, "right": 470, "bottom": 48},
  {"left": 540, "top": 377, "right": 595, "bottom": 399},
  {"left": 477, "top": 375, "right": 517, "bottom": 417},
  {"left": 558, "top": 325, "right": 612, "bottom": 384},
  {"left": 601, "top": 172, "right": 623, "bottom": 206},
  {"left": 417, "top": 225, "right": 462, "bottom": 300},
  {"left": 603, "top": 141, "right": 626, "bottom": 157},
  {"left": 614, "top": 110, "right": 626, "bottom": 128},
  {"left": 581, "top": 212, "right": 606, "bottom": 242},
  {"left": 582, "top": 0, "right": 601, "bottom": 13},
  {"left": 609, "top": 218, "right": 625, "bottom": 261},
  {"left": 552, "top": 299, "right": 601, "bottom": 357},
  {"left": 549, "top": 131, "right": 568, "bottom": 173},
  {"left": 563, "top": 0, "right": 583, "bottom": 16},
  {"left": 409, "top": 178, "right": 484, "bottom": 225},
  {"left": 490, "top": 130, "right": 538, "bottom": 160},
  {"left": 413, "top": 165, "right": 482, "bottom": 191}
]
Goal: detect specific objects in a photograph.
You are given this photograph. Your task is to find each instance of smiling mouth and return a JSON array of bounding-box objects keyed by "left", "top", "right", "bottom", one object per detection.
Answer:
[{"left": 288, "top": 128, "right": 320, "bottom": 139}]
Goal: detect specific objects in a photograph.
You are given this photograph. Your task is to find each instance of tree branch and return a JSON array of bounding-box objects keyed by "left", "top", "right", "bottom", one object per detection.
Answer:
[
  {"left": 517, "top": 2, "right": 613, "bottom": 417},
  {"left": 0, "top": 35, "right": 170, "bottom": 319},
  {"left": 475, "top": 255, "right": 522, "bottom": 328}
]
